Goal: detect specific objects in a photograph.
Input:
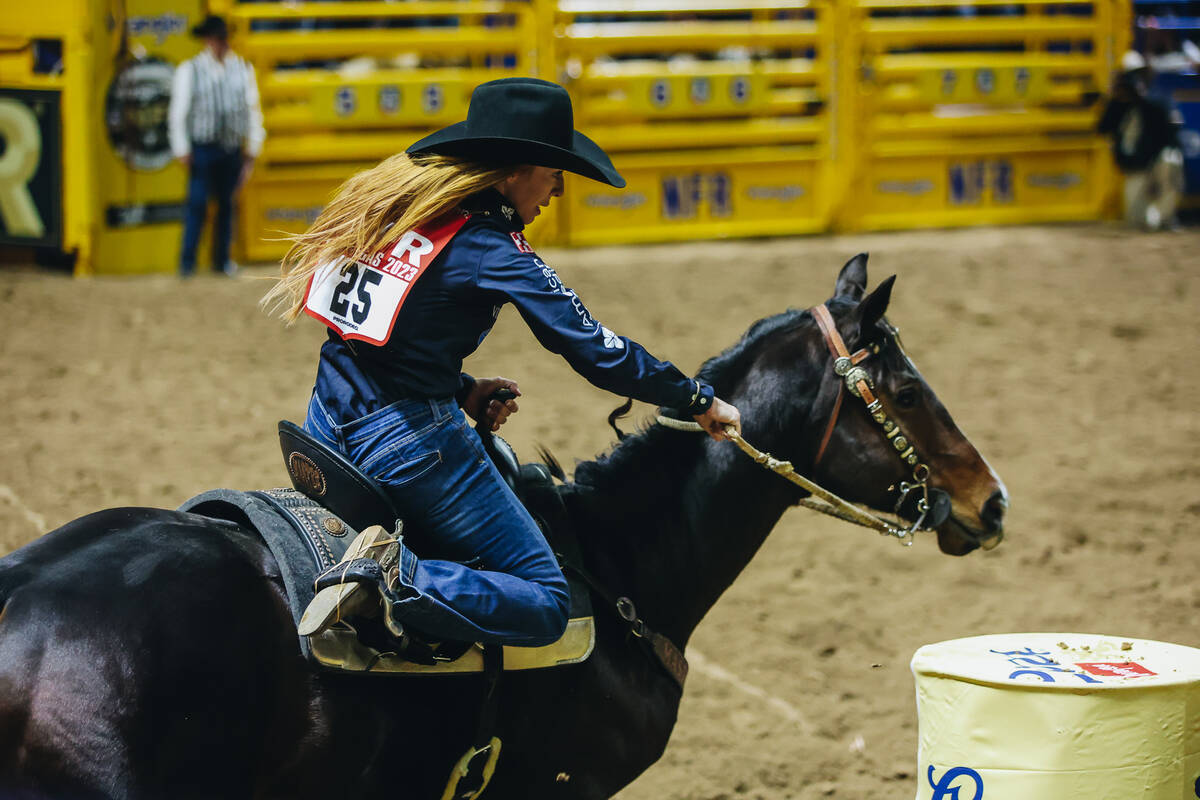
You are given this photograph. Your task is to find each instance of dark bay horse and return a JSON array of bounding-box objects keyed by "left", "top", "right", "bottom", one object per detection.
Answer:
[{"left": 0, "top": 256, "right": 1006, "bottom": 799}]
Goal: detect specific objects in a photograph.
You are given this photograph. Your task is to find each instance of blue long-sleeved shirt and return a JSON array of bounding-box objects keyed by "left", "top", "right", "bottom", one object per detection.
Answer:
[{"left": 312, "top": 188, "right": 712, "bottom": 424}]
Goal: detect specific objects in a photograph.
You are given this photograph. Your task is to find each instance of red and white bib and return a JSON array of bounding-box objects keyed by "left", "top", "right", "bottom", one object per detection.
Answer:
[{"left": 303, "top": 212, "right": 470, "bottom": 346}]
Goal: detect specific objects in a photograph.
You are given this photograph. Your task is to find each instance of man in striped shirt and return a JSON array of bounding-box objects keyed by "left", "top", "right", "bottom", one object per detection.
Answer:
[{"left": 168, "top": 15, "right": 266, "bottom": 276}]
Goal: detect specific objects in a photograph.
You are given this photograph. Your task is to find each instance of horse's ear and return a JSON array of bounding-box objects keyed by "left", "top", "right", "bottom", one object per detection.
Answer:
[
  {"left": 834, "top": 253, "right": 869, "bottom": 301},
  {"left": 854, "top": 275, "right": 896, "bottom": 339}
]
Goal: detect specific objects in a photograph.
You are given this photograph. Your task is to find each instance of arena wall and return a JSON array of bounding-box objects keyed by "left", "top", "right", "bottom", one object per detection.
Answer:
[{"left": 0, "top": 0, "right": 1132, "bottom": 273}]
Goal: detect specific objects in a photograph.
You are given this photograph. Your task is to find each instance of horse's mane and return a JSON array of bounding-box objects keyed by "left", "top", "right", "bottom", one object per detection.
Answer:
[
  {"left": 696, "top": 308, "right": 807, "bottom": 391},
  {"left": 572, "top": 308, "right": 809, "bottom": 500}
]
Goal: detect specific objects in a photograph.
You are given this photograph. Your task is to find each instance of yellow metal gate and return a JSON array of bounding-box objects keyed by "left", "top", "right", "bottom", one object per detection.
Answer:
[
  {"left": 0, "top": 1, "right": 1135, "bottom": 273},
  {"left": 218, "top": 0, "right": 541, "bottom": 262},
  {"left": 542, "top": 1, "right": 839, "bottom": 246},
  {"left": 838, "top": 0, "right": 1130, "bottom": 231}
]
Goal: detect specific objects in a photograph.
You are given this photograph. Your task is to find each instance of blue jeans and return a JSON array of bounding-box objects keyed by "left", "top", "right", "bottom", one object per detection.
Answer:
[
  {"left": 305, "top": 392, "right": 569, "bottom": 646},
  {"left": 180, "top": 143, "right": 241, "bottom": 275}
]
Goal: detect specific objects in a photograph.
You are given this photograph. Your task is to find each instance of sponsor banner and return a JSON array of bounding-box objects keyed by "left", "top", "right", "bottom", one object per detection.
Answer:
[
  {"left": 106, "top": 202, "right": 186, "bottom": 228},
  {"left": 0, "top": 89, "right": 62, "bottom": 247}
]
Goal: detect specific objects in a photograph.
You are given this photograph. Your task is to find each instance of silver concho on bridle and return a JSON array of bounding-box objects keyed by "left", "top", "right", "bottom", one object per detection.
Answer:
[
  {"left": 818, "top": 307, "right": 934, "bottom": 545},
  {"left": 834, "top": 354, "right": 874, "bottom": 398}
]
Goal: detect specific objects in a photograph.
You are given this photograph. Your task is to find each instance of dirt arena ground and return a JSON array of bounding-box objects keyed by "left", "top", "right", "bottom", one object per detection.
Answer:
[{"left": 1, "top": 223, "right": 1198, "bottom": 798}]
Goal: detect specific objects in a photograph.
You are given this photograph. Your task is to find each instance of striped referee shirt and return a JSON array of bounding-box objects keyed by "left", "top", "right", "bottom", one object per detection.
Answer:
[{"left": 168, "top": 47, "right": 265, "bottom": 158}]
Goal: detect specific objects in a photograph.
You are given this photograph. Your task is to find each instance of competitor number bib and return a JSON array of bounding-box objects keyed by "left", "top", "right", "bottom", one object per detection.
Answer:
[{"left": 303, "top": 212, "right": 470, "bottom": 345}]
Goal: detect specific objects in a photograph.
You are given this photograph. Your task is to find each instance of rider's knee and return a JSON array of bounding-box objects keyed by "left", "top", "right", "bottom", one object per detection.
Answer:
[{"left": 525, "top": 584, "right": 570, "bottom": 646}]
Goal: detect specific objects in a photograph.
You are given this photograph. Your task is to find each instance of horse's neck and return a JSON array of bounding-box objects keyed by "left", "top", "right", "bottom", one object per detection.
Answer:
[
  {"left": 569, "top": 315, "right": 832, "bottom": 648},
  {"left": 571, "top": 432, "right": 803, "bottom": 649},
  {"left": 657, "top": 449, "right": 800, "bottom": 646}
]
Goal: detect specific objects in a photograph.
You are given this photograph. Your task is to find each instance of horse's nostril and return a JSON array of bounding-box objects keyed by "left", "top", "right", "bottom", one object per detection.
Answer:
[{"left": 981, "top": 490, "right": 1007, "bottom": 532}]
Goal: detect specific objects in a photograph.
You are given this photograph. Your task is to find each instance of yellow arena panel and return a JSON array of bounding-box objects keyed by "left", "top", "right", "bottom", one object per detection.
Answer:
[
  {"left": 561, "top": 148, "right": 824, "bottom": 246},
  {"left": 838, "top": 0, "right": 1126, "bottom": 232}
]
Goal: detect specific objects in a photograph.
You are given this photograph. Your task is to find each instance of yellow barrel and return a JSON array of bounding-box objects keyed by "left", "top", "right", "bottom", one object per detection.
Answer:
[{"left": 911, "top": 633, "right": 1200, "bottom": 800}]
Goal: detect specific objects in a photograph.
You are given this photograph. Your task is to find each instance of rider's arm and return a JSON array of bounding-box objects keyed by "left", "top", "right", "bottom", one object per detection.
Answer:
[
  {"left": 474, "top": 235, "right": 714, "bottom": 416},
  {"left": 454, "top": 373, "right": 476, "bottom": 408}
]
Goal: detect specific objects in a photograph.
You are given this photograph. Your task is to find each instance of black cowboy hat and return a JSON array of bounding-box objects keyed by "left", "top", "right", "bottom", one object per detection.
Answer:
[
  {"left": 190, "top": 15, "right": 228, "bottom": 40},
  {"left": 407, "top": 78, "right": 625, "bottom": 188}
]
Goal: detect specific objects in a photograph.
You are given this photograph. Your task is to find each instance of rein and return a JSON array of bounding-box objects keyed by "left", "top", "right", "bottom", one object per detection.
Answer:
[
  {"left": 656, "top": 416, "right": 920, "bottom": 544},
  {"left": 657, "top": 303, "right": 937, "bottom": 546}
]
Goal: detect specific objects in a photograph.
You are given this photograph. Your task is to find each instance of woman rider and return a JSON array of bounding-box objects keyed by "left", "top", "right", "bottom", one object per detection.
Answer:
[{"left": 264, "top": 78, "right": 741, "bottom": 651}]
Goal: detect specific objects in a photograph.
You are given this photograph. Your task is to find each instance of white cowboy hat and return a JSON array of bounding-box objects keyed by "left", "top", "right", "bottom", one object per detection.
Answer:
[{"left": 1121, "top": 50, "right": 1148, "bottom": 73}]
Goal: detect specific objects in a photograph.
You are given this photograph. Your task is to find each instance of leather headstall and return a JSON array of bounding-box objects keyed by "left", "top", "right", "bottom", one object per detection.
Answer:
[
  {"left": 809, "top": 303, "right": 934, "bottom": 530},
  {"left": 811, "top": 304, "right": 876, "bottom": 467}
]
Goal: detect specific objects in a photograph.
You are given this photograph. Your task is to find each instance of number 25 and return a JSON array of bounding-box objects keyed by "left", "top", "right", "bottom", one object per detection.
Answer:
[{"left": 330, "top": 264, "right": 382, "bottom": 324}]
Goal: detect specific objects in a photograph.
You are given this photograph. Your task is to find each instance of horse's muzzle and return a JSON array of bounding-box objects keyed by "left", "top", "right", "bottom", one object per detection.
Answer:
[
  {"left": 976, "top": 490, "right": 1007, "bottom": 550},
  {"left": 981, "top": 490, "right": 1007, "bottom": 535},
  {"left": 936, "top": 489, "right": 1006, "bottom": 555}
]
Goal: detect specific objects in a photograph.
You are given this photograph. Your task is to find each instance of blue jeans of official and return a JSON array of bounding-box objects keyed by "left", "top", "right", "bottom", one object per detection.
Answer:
[
  {"left": 180, "top": 144, "right": 241, "bottom": 275},
  {"left": 305, "top": 393, "right": 570, "bottom": 646}
]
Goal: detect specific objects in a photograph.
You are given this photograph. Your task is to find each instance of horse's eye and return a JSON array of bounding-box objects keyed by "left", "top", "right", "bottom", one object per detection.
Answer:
[{"left": 895, "top": 386, "right": 920, "bottom": 409}]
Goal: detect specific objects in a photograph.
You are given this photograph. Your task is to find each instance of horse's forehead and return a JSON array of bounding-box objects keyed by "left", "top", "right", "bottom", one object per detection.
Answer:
[
  {"left": 863, "top": 319, "right": 922, "bottom": 376},
  {"left": 879, "top": 321, "right": 905, "bottom": 353}
]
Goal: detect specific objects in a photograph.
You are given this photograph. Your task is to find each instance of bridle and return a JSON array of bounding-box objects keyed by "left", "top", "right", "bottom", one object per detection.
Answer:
[
  {"left": 810, "top": 303, "right": 936, "bottom": 535},
  {"left": 656, "top": 303, "right": 941, "bottom": 546}
]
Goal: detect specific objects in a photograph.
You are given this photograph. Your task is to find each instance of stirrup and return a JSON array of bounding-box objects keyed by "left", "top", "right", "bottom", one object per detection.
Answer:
[
  {"left": 299, "top": 525, "right": 399, "bottom": 636},
  {"left": 373, "top": 565, "right": 471, "bottom": 665}
]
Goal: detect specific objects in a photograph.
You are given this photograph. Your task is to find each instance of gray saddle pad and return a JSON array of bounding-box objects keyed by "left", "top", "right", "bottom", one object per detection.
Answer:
[
  {"left": 179, "top": 487, "right": 364, "bottom": 661},
  {"left": 177, "top": 487, "right": 594, "bottom": 674}
]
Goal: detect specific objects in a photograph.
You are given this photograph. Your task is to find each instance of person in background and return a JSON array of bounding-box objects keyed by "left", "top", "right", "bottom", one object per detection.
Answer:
[
  {"left": 1098, "top": 51, "right": 1185, "bottom": 231},
  {"left": 168, "top": 15, "right": 266, "bottom": 276}
]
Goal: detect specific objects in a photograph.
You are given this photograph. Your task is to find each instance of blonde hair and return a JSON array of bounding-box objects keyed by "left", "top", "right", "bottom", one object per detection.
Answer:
[{"left": 262, "top": 153, "right": 513, "bottom": 322}]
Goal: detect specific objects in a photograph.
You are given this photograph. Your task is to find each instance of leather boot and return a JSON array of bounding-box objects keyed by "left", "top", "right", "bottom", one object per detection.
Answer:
[{"left": 298, "top": 524, "right": 399, "bottom": 636}]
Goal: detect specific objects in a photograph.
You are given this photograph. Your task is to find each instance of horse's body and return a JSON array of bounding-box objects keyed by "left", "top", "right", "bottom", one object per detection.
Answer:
[{"left": 0, "top": 258, "right": 1006, "bottom": 799}]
